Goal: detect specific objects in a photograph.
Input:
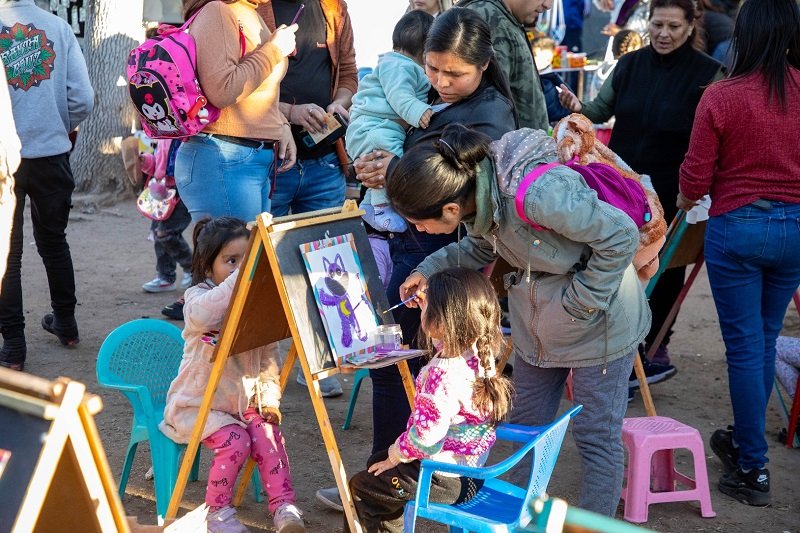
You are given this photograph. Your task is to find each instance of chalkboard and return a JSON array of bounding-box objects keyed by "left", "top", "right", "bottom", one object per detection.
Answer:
[
  {"left": 0, "top": 406, "right": 51, "bottom": 531},
  {"left": 0, "top": 369, "right": 129, "bottom": 532},
  {"left": 228, "top": 209, "right": 393, "bottom": 374}
]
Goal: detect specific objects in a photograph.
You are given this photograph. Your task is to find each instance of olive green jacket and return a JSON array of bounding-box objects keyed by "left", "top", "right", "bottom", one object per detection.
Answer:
[{"left": 459, "top": 0, "right": 549, "bottom": 130}]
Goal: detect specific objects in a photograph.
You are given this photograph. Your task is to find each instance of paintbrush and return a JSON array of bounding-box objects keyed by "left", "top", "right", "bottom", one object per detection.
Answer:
[{"left": 382, "top": 290, "right": 425, "bottom": 314}]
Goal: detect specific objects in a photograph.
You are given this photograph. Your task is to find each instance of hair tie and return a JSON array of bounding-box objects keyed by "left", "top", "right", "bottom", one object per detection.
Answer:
[{"left": 439, "top": 138, "right": 457, "bottom": 158}]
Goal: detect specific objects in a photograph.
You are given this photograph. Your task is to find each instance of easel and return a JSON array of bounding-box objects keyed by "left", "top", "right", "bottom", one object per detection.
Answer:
[
  {"left": 165, "top": 204, "right": 416, "bottom": 532},
  {"left": 0, "top": 367, "right": 129, "bottom": 533},
  {"left": 633, "top": 210, "right": 707, "bottom": 416}
]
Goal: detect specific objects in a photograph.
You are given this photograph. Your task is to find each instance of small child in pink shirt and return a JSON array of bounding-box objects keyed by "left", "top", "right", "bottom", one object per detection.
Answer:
[{"left": 347, "top": 267, "right": 513, "bottom": 532}]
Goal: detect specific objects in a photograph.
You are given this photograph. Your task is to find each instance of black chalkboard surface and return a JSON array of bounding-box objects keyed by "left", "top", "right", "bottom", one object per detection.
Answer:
[
  {"left": 269, "top": 214, "right": 393, "bottom": 373},
  {"left": 0, "top": 407, "right": 51, "bottom": 531}
]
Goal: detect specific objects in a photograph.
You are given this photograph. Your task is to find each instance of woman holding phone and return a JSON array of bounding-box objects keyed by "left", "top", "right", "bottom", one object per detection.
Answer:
[{"left": 174, "top": 0, "right": 298, "bottom": 222}]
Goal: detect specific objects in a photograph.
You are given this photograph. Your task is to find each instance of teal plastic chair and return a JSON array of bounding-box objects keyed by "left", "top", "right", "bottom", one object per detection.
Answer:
[
  {"left": 403, "top": 405, "right": 582, "bottom": 532},
  {"left": 342, "top": 368, "right": 371, "bottom": 430},
  {"left": 96, "top": 319, "right": 262, "bottom": 523}
]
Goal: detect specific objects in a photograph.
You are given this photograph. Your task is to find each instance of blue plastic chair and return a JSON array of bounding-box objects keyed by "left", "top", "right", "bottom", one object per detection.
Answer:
[
  {"left": 342, "top": 368, "right": 370, "bottom": 430},
  {"left": 403, "top": 405, "right": 582, "bottom": 532},
  {"left": 96, "top": 319, "right": 262, "bottom": 523}
]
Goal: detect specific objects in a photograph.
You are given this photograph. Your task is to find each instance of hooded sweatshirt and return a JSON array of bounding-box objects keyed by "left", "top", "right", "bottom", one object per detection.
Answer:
[{"left": 0, "top": 0, "right": 94, "bottom": 158}]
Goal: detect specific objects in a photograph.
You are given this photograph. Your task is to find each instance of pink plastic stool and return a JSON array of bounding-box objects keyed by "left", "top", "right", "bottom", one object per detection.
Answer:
[{"left": 621, "top": 416, "right": 716, "bottom": 523}]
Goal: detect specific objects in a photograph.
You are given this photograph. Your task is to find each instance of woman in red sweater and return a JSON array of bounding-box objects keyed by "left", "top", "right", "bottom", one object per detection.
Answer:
[{"left": 678, "top": 0, "right": 800, "bottom": 508}]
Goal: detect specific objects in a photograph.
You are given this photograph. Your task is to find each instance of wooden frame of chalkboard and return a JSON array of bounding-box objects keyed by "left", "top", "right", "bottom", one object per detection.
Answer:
[
  {"left": 0, "top": 368, "right": 129, "bottom": 532},
  {"left": 165, "top": 203, "right": 416, "bottom": 532}
]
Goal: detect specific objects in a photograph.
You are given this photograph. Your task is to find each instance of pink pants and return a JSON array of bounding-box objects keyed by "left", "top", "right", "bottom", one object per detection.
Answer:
[{"left": 203, "top": 410, "right": 295, "bottom": 513}]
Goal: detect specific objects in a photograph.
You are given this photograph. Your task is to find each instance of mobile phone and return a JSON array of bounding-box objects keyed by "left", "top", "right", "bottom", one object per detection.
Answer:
[
  {"left": 290, "top": 4, "right": 305, "bottom": 25},
  {"left": 300, "top": 112, "right": 347, "bottom": 148}
]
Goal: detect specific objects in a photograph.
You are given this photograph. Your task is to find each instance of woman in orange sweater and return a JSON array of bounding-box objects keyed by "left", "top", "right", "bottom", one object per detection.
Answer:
[{"left": 175, "top": 0, "right": 298, "bottom": 222}]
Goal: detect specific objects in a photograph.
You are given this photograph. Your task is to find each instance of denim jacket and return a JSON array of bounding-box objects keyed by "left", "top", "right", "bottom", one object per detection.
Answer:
[{"left": 415, "top": 129, "right": 650, "bottom": 368}]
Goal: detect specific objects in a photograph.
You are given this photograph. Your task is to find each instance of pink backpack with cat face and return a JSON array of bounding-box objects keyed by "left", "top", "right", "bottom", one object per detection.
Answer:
[{"left": 127, "top": 7, "right": 234, "bottom": 139}]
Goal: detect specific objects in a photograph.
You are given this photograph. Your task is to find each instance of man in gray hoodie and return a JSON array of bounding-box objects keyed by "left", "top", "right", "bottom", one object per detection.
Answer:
[{"left": 0, "top": 0, "right": 93, "bottom": 370}]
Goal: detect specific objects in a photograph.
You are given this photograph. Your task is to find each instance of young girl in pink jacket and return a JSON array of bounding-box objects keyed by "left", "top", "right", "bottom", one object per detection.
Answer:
[{"left": 160, "top": 217, "right": 305, "bottom": 533}]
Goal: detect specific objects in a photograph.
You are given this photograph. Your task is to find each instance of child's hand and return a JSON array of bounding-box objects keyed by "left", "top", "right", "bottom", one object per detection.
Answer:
[
  {"left": 367, "top": 457, "right": 398, "bottom": 476},
  {"left": 262, "top": 407, "right": 282, "bottom": 425},
  {"left": 418, "top": 109, "right": 433, "bottom": 129}
]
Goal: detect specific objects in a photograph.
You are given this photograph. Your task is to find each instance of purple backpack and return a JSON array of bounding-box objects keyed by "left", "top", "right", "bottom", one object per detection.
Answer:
[
  {"left": 515, "top": 158, "right": 652, "bottom": 231},
  {"left": 127, "top": 7, "right": 241, "bottom": 139}
]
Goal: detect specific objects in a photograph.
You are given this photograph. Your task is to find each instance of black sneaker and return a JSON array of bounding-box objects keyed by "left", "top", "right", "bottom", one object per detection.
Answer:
[
  {"left": 41, "top": 314, "right": 79, "bottom": 347},
  {"left": 719, "top": 467, "right": 770, "bottom": 507},
  {"left": 628, "top": 358, "right": 677, "bottom": 390},
  {"left": 161, "top": 298, "right": 185, "bottom": 321},
  {"left": 710, "top": 425, "right": 740, "bottom": 472}
]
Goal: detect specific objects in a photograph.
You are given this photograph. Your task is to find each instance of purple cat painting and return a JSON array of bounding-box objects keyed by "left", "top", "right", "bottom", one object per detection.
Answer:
[{"left": 317, "top": 254, "right": 370, "bottom": 347}]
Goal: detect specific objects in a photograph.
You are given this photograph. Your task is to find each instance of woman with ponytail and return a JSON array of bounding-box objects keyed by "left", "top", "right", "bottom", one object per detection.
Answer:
[
  {"left": 350, "top": 5, "right": 518, "bottom": 462},
  {"left": 390, "top": 123, "right": 650, "bottom": 517},
  {"left": 347, "top": 267, "right": 511, "bottom": 532}
]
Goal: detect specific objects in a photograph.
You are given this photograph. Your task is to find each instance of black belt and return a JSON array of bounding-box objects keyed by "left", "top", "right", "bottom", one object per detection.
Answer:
[{"left": 201, "top": 133, "right": 275, "bottom": 150}]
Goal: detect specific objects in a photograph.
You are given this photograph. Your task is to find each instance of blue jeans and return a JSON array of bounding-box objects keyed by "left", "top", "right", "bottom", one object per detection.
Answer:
[
  {"left": 174, "top": 134, "right": 275, "bottom": 222},
  {"left": 704, "top": 201, "right": 800, "bottom": 469},
  {"left": 270, "top": 152, "right": 345, "bottom": 216}
]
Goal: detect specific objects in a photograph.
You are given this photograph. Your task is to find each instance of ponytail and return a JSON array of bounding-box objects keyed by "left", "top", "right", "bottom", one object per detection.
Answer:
[
  {"left": 388, "top": 123, "right": 491, "bottom": 221},
  {"left": 473, "top": 333, "right": 513, "bottom": 424},
  {"left": 183, "top": 0, "right": 237, "bottom": 19}
]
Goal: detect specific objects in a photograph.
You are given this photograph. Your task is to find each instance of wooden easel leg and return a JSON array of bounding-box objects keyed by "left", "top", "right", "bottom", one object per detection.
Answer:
[
  {"left": 304, "top": 371, "right": 363, "bottom": 533},
  {"left": 634, "top": 351, "right": 657, "bottom": 416},
  {"left": 646, "top": 256, "right": 705, "bottom": 361},
  {"left": 397, "top": 359, "right": 417, "bottom": 410},
  {"left": 497, "top": 337, "right": 513, "bottom": 375}
]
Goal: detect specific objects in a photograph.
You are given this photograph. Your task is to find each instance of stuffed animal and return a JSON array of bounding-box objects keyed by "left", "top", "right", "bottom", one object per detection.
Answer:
[{"left": 553, "top": 113, "right": 667, "bottom": 282}]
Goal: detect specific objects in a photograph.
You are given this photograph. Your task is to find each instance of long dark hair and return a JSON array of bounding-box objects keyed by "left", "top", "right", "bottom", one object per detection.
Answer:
[
  {"left": 649, "top": 0, "right": 706, "bottom": 51},
  {"left": 728, "top": 0, "right": 800, "bottom": 109},
  {"left": 388, "top": 123, "right": 491, "bottom": 221},
  {"left": 422, "top": 267, "right": 512, "bottom": 424},
  {"left": 183, "top": 0, "right": 237, "bottom": 19},
  {"left": 190, "top": 217, "right": 250, "bottom": 285},
  {"left": 425, "top": 8, "right": 517, "bottom": 118}
]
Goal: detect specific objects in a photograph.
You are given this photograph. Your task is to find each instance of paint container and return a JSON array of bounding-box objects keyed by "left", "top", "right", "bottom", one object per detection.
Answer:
[{"left": 373, "top": 325, "right": 402, "bottom": 353}]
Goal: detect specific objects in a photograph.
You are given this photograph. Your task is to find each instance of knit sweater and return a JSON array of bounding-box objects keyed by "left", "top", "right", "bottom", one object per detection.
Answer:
[
  {"left": 160, "top": 270, "right": 282, "bottom": 443},
  {"left": 388, "top": 347, "right": 496, "bottom": 471},
  {"left": 679, "top": 69, "right": 800, "bottom": 216},
  {"left": 188, "top": 1, "right": 287, "bottom": 141},
  {"left": 0, "top": 0, "right": 93, "bottom": 158}
]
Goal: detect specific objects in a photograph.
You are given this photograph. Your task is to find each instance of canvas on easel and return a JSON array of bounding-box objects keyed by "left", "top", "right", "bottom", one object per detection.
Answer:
[
  {"left": 165, "top": 204, "right": 417, "bottom": 533},
  {"left": 301, "top": 233, "right": 380, "bottom": 365}
]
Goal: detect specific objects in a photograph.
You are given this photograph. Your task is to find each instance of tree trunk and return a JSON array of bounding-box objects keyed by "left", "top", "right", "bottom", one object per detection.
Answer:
[{"left": 71, "top": 0, "right": 143, "bottom": 200}]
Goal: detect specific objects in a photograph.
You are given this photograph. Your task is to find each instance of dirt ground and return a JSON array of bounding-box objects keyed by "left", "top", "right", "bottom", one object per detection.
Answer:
[{"left": 13, "top": 198, "right": 799, "bottom": 532}]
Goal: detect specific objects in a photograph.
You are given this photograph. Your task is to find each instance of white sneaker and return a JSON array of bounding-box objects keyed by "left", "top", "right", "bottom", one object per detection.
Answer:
[
  {"left": 180, "top": 271, "right": 193, "bottom": 289},
  {"left": 142, "top": 276, "right": 176, "bottom": 293},
  {"left": 296, "top": 372, "right": 343, "bottom": 398},
  {"left": 206, "top": 506, "right": 249, "bottom": 533},
  {"left": 273, "top": 503, "right": 306, "bottom": 533}
]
